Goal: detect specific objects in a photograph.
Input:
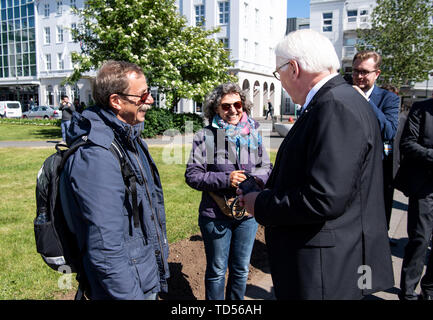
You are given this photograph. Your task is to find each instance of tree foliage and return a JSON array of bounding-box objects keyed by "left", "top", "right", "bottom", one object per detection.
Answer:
[
  {"left": 356, "top": 0, "right": 433, "bottom": 87},
  {"left": 68, "top": 0, "right": 236, "bottom": 107}
]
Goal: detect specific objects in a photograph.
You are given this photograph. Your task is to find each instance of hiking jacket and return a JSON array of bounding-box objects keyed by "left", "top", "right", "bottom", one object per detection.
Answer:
[
  {"left": 185, "top": 121, "right": 272, "bottom": 219},
  {"left": 59, "top": 105, "right": 169, "bottom": 299}
]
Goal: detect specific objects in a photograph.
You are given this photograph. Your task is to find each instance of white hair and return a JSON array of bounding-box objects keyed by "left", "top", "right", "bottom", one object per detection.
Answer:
[{"left": 275, "top": 29, "right": 340, "bottom": 74}]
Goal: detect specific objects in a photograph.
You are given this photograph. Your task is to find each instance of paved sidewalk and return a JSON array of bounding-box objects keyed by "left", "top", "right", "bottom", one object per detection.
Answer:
[{"left": 245, "top": 190, "right": 419, "bottom": 300}]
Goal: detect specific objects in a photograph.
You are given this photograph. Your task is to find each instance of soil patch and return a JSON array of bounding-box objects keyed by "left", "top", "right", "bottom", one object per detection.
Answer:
[
  {"left": 160, "top": 225, "right": 270, "bottom": 300},
  {"left": 56, "top": 225, "right": 270, "bottom": 300}
]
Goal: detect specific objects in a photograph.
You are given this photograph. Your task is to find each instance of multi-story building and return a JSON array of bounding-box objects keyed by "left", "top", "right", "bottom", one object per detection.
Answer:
[
  {"left": 286, "top": 17, "right": 309, "bottom": 34},
  {"left": 175, "top": 0, "right": 287, "bottom": 118},
  {"left": 0, "top": 0, "right": 93, "bottom": 110},
  {"left": 0, "top": 0, "right": 288, "bottom": 114},
  {"left": 310, "top": 0, "right": 433, "bottom": 99},
  {"left": 37, "top": 0, "right": 93, "bottom": 108}
]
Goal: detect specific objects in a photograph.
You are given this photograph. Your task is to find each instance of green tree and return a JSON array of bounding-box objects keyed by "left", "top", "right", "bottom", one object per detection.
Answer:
[
  {"left": 356, "top": 0, "right": 433, "bottom": 87},
  {"left": 69, "top": 0, "right": 236, "bottom": 107}
]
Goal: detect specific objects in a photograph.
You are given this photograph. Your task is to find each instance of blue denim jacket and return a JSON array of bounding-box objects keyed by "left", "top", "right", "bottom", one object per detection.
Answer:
[{"left": 60, "top": 105, "right": 169, "bottom": 299}]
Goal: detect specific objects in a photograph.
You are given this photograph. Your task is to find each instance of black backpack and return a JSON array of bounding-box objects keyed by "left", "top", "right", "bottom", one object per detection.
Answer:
[{"left": 34, "top": 136, "right": 139, "bottom": 299}]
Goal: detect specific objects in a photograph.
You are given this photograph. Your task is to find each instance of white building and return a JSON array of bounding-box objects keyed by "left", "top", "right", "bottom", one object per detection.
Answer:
[
  {"left": 175, "top": 0, "right": 287, "bottom": 118},
  {"left": 0, "top": 0, "right": 93, "bottom": 110},
  {"left": 310, "top": 0, "right": 433, "bottom": 99},
  {"left": 37, "top": 0, "right": 94, "bottom": 108}
]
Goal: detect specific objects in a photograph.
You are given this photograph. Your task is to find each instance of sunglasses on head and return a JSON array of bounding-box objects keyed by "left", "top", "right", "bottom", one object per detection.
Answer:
[
  {"left": 116, "top": 89, "right": 151, "bottom": 104},
  {"left": 221, "top": 101, "right": 243, "bottom": 111}
]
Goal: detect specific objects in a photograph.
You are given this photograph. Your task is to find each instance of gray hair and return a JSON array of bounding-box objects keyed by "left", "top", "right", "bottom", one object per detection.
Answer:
[
  {"left": 203, "top": 82, "right": 253, "bottom": 120},
  {"left": 92, "top": 60, "right": 145, "bottom": 108},
  {"left": 275, "top": 29, "right": 340, "bottom": 74}
]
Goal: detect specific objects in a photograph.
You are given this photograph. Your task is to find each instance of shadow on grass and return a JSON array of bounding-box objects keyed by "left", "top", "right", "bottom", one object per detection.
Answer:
[{"left": 32, "top": 127, "right": 62, "bottom": 140}]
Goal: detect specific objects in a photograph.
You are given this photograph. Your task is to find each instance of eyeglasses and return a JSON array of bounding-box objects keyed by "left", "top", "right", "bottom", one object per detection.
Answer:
[
  {"left": 273, "top": 61, "right": 291, "bottom": 80},
  {"left": 221, "top": 101, "right": 243, "bottom": 111},
  {"left": 352, "top": 69, "right": 378, "bottom": 77},
  {"left": 116, "top": 89, "right": 151, "bottom": 104}
]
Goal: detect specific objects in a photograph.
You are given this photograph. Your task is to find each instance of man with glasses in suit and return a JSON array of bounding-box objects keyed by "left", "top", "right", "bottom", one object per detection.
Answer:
[{"left": 352, "top": 51, "right": 400, "bottom": 233}]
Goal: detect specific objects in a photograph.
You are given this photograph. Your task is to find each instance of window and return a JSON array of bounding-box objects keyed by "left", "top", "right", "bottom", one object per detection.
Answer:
[
  {"left": 219, "top": 37, "right": 229, "bottom": 50},
  {"left": 254, "top": 42, "right": 259, "bottom": 59},
  {"left": 58, "top": 53, "right": 64, "bottom": 70},
  {"left": 244, "top": 2, "right": 248, "bottom": 26},
  {"left": 322, "top": 12, "right": 333, "bottom": 32},
  {"left": 70, "top": 0, "right": 77, "bottom": 10},
  {"left": 44, "top": 27, "right": 50, "bottom": 44},
  {"left": 243, "top": 38, "right": 248, "bottom": 57},
  {"left": 347, "top": 10, "right": 357, "bottom": 23},
  {"left": 70, "top": 23, "right": 77, "bottom": 42},
  {"left": 44, "top": 3, "right": 49, "bottom": 17},
  {"left": 56, "top": 0, "right": 62, "bottom": 15},
  {"left": 269, "top": 16, "right": 273, "bottom": 33},
  {"left": 218, "top": 1, "right": 229, "bottom": 24},
  {"left": 46, "top": 54, "right": 51, "bottom": 70},
  {"left": 57, "top": 26, "right": 63, "bottom": 43},
  {"left": 360, "top": 9, "right": 369, "bottom": 23},
  {"left": 195, "top": 4, "right": 205, "bottom": 27}
]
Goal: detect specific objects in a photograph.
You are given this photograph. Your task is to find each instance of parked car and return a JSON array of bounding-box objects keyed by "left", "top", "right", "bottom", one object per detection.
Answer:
[
  {"left": 0, "top": 101, "right": 22, "bottom": 118},
  {"left": 22, "top": 106, "right": 62, "bottom": 120}
]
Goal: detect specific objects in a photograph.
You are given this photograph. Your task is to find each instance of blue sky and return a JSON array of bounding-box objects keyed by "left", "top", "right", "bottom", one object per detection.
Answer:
[{"left": 287, "top": 0, "right": 310, "bottom": 18}]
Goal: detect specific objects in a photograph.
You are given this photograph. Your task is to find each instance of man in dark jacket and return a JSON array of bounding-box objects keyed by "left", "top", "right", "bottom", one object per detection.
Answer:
[
  {"left": 59, "top": 95, "right": 75, "bottom": 142},
  {"left": 59, "top": 60, "right": 169, "bottom": 299},
  {"left": 239, "top": 29, "right": 393, "bottom": 299},
  {"left": 398, "top": 98, "right": 433, "bottom": 300}
]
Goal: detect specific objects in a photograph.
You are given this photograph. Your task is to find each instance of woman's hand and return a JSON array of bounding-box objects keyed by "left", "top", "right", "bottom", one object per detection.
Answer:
[{"left": 229, "top": 170, "right": 246, "bottom": 188}]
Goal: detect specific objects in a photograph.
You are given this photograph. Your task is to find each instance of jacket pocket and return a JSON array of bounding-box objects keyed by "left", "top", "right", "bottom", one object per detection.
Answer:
[{"left": 125, "top": 237, "right": 159, "bottom": 293}]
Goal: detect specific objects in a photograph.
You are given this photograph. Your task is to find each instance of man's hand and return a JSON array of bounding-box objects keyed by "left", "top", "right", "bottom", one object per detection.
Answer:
[
  {"left": 352, "top": 85, "right": 369, "bottom": 101},
  {"left": 236, "top": 189, "right": 259, "bottom": 216},
  {"left": 230, "top": 170, "right": 246, "bottom": 188}
]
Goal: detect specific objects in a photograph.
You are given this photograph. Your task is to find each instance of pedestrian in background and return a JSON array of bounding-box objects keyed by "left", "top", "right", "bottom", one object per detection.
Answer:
[
  {"left": 185, "top": 82, "right": 272, "bottom": 300},
  {"left": 59, "top": 95, "right": 75, "bottom": 142}
]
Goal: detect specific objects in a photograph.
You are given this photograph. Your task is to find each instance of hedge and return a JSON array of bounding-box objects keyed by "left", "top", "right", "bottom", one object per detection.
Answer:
[
  {"left": 142, "top": 107, "right": 204, "bottom": 138},
  {"left": 0, "top": 108, "right": 204, "bottom": 138},
  {"left": 0, "top": 118, "right": 61, "bottom": 126}
]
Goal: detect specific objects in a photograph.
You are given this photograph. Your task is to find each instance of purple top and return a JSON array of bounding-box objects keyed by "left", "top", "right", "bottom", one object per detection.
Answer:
[{"left": 185, "top": 120, "right": 273, "bottom": 219}]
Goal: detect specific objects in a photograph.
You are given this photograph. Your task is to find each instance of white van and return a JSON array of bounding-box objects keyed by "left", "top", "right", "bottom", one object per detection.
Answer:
[{"left": 0, "top": 101, "right": 23, "bottom": 118}]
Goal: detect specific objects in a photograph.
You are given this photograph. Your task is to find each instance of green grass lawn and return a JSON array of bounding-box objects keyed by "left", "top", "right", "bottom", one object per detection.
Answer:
[
  {"left": 0, "top": 123, "right": 62, "bottom": 141},
  {"left": 0, "top": 146, "right": 202, "bottom": 299},
  {"left": 0, "top": 129, "right": 276, "bottom": 299}
]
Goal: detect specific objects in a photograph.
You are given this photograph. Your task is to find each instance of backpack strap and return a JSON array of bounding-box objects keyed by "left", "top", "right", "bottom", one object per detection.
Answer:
[
  {"left": 109, "top": 138, "right": 140, "bottom": 229},
  {"left": 58, "top": 136, "right": 91, "bottom": 173}
]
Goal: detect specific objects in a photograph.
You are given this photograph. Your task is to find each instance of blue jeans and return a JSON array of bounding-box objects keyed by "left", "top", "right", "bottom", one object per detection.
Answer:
[
  {"left": 61, "top": 120, "right": 71, "bottom": 142},
  {"left": 199, "top": 215, "right": 258, "bottom": 300}
]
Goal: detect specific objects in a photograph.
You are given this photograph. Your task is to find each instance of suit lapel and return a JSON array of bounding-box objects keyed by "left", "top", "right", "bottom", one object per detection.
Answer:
[{"left": 369, "top": 86, "right": 381, "bottom": 108}]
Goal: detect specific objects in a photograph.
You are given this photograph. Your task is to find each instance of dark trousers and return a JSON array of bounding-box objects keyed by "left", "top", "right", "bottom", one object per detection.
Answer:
[
  {"left": 399, "top": 186, "right": 433, "bottom": 299},
  {"left": 383, "top": 157, "right": 394, "bottom": 229}
]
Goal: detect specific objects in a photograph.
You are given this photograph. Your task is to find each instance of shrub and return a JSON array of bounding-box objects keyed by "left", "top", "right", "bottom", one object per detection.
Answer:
[
  {"left": 142, "top": 107, "right": 204, "bottom": 138},
  {"left": 0, "top": 118, "right": 61, "bottom": 127}
]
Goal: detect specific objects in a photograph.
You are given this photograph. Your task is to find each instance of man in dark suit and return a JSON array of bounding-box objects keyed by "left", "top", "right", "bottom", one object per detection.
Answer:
[
  {"left": 352, "top": 51, "right": 400, "bottom": 230},
  {"left": 398, "top": 98, "right": 433, "bottom": 300},
  {"left": 239, "top": 29, "right": 393, "bottom": 299}
]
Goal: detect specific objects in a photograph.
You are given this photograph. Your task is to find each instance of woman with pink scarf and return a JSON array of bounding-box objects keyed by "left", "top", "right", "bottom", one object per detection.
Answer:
[{"left": 185, "top": 83, "right": 272, "bottom": 300}]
